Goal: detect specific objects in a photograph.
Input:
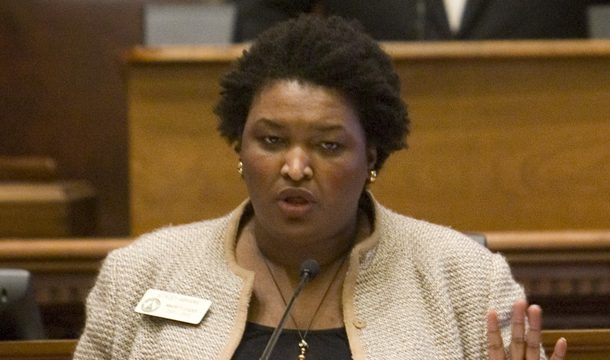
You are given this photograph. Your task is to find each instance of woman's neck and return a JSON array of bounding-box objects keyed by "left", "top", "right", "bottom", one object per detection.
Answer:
[
  {"left": 248, "top": 209, "right": 369, "bottom": 275},
  {"left": 234, "top": 201, "right": 373, "bottom": 329}
]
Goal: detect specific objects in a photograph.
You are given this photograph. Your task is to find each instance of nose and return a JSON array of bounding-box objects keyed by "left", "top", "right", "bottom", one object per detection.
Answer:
[{"left": 280, "top": 146, "right": 313, "bottom": 182}]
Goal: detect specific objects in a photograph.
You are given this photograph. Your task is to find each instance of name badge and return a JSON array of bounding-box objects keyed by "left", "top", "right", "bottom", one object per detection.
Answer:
[{"left": 135, "top": 289, "right": 211, "bottom": 324}]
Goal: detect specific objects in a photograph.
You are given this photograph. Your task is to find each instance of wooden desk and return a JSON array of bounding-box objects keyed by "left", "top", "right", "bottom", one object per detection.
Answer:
[
  {"left": 125, "top": 40, "right": 610, "bottom": 236},
  {"left": 0, "top": 330, "right": 608, "bottom": 359},
  {"left": 0, "top": 238, "right": 132, "bottom": 306},
  {"left": 0, "top": 238, "right": 132, "bottom": 339},
  {"left": 541, "top": 329, "right": 610, "bottom": 360},
  {"left": 0, "top": 339, "right": 77, "bottom": 360},
  {"left": 1, "top": 231, "right": 609, "bottom": 334},
  {"left": 3, "top": 232, "right": 608, "bottom": 305},
  {"left": 488, "top": 230, "right": 610, "bottom": 297},
  {"left": 0, "top": 181, "right": 97, "bottom": 238},
  {"left": 489, "top": 231, "right": 610, "bottom": 329}
]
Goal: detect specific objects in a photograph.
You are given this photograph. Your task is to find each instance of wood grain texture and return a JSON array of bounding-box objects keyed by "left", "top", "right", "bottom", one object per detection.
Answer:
[
  {"left": 0, "top": 340, "right": 77, "bottom": 359},
  {"left": 0, "top": 181, "right": 97, "bottom": 237},
  {"left": 0, "top": 238, "right": 131, "bottom": 305},
  {"left": 542, "top": 329, "right": 610, "bottom": 360},
  {"left": 1, "top": 231, "right": 608, "bottom": 332},
  {"left": 0, "top": 157, "right": 58, "bottom": 181},
  {"left": 0, "top": 330, "right": 607, "bottom": 359},
  {"left": 125, "top": 41, "right": 610, "bottom": 235},
  {"left": 0, "top": 0, "right": 218, "bottom": 237}
]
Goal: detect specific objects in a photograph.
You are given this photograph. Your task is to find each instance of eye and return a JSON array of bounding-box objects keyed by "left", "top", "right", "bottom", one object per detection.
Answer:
[
  {"left": 319, "top": 142, "right": 341, "bottom": 151},
  {"left": 259, "top": 136, "right": 285, "bottom": 150},
  {"left": 262, "top": 136, "right": 282, "bottom": 144}
]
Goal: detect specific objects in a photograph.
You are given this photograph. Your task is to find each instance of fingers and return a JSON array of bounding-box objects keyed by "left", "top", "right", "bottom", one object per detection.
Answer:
[
  {"left": 524, "top": 304, "right": 543, "bottom": 360},
  {"left": 487, "top": 308, "right": 506, "bottom": 360},
  {"left": 549, "top": 338, "right": 567, "bottom": 360},
  {"left": 509, "top": 299, "right": 527, "bottom": 360},
  {"left": 489, "top": 299, "right": 563, "bottom": 360}
]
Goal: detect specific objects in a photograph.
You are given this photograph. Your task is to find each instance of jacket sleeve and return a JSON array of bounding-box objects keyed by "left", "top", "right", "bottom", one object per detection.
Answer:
[
  {"left": 488, "top": 253, "right": 547, "bottom": 360},
  {"left": 233, "top": 0, "right": 315, "bottom": 42},
  {"left": 73, "top": 252, "right": 119, "bottom": 360}
]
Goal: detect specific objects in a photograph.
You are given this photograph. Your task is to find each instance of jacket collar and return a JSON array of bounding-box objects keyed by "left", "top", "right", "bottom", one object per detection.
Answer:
[
  {"left": 428, "top": 0, "right": 489, "bottom": 39},
  {"left": 219, "top": 193, "right": 383, "bottom": 360},
  {"left": 457, "top": 0, "right": 487, "bottom": 38}
]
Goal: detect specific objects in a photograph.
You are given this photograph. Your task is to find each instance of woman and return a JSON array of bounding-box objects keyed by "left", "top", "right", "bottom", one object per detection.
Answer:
[{"left": 74, "top": 15, "right": 566, "bottom": 359}]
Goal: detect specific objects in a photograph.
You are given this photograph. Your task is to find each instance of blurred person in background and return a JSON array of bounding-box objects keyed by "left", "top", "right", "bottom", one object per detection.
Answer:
[{"left": 234, "top": 0, "right": 610, "bottom": 42}]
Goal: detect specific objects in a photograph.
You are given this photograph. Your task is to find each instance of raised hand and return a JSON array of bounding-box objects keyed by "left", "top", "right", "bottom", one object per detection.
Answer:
[{"left": 487, "top": 299, "right": 567, "bottom": 360}]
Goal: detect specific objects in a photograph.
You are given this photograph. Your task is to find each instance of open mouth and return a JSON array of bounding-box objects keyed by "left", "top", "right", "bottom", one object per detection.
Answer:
[
  {"left": 284, "top": 196, "right": 309, "bottom": 205},
  {"left": 277, "top": 189, "right": 316, "bottom": 217}
]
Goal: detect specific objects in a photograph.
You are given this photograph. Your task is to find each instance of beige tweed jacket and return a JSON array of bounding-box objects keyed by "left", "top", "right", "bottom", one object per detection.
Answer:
[{"left": 74, "top": 197, "right": 539, "bottom": 359}]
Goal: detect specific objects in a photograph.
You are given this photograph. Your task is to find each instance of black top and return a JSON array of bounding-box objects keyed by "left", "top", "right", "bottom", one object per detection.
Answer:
[{"left": 231, "top": 322, "right": 352, "bottom": 360}]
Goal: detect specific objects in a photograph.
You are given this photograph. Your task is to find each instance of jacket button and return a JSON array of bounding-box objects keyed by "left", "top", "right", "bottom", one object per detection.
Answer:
[{"left": 353, "top": 318, "right": 366, "bottom": 329}]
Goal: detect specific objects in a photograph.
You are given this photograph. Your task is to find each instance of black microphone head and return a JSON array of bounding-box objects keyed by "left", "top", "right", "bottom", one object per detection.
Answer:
[{"left": 299, "top": 259, "right": 320, "bottom": 280}]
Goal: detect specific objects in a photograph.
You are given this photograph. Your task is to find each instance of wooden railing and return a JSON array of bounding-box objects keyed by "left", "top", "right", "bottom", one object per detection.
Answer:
[
  {"left": 1, "top": 230, "right": 609, "bottom": 336},
  {"left": 0, "top": 339, "right": 77, "bottom": 360},
  {"left": 0, "top": 329, "right": 608, "bottom": 359},
  {"left": 542, "top": 329, "right": 610, "bottom": 360},
  {"left": 488, "top": 230, "right": 610, "bottom": 297},
  {"left": 0, "top": 238, "right": 132, "bottom": 339},
  {"left": 0, "top": 238, "right": 131, "bottom": 305},
  {"left": 2, "top": 231, "right": 608, "bottom": 304}
]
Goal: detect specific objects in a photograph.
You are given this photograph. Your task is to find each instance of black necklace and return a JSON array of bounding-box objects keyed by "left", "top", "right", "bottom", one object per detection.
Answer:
[{"left": 260, "top": 254, "right": 348, "bottom": 360}]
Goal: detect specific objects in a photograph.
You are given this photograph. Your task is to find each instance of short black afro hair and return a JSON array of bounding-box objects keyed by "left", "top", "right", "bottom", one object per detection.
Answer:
[{"left": 215, "top": 14, "right": 409, "bottom": 171}]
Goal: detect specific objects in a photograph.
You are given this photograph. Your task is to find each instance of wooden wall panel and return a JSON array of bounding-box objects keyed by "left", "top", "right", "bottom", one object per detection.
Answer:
[
  {"left": 3, "top": 2, "right": 609, "bottom": 237},
  {"left": 379, "top": 50, "right": 610, "bottom": 231},
  {"left": 125, "top": 42, "right": 610, "bottom": 235},
  {"left": 128, "top": 63, "right": 246, "bottom": 234},
  {"left": 0, "top": 0, "right": 142, "bottom": 236},
  {"left": 0, "top": 0, "right": 212, "bottom": 236}
]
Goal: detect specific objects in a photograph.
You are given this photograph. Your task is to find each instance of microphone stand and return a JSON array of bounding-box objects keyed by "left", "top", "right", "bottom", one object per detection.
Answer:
[{"left": 259, "top": 260, "right": 320, "bottom": 360}]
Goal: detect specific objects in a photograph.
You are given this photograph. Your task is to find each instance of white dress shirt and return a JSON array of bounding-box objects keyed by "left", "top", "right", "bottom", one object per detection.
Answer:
[{"left": 443, "top": 0, "right": 468, "bottom": 33}]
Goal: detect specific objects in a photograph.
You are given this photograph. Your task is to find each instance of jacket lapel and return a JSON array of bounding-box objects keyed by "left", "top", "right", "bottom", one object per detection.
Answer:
[
  {"left": 427, "top": 0, "right": 453, "bottom": 38},
  {"left": 457, "top": 0, "right": 487, "bottom": 37}
]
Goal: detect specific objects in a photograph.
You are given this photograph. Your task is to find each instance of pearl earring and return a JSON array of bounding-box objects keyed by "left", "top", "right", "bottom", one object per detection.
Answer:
[{"left": 237, "top": 161, "right": 243, "bottom": 176}]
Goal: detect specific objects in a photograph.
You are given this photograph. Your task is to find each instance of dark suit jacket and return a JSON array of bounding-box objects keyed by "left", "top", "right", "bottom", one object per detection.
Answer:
[{"left": 234, "top": 0, "right": 610, "bottom": 42}]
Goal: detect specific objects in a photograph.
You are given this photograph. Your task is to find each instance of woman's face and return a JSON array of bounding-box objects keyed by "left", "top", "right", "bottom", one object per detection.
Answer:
[{"left": 239, "top": 80, "right": 376, "bottom": 245}]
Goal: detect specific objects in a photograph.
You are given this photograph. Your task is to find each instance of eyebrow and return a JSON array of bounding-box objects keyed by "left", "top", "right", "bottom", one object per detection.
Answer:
[
  {"left": 255, "top": 118, "right": 285, "bottom": 130},
  {"left": 255, "top": 118, "right": 345, "bottom": 132}
]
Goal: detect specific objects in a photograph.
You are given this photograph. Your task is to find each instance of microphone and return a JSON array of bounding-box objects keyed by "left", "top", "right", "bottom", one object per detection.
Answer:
[{"left": 259, "top": 259, "right": 320, "bottom": 360}]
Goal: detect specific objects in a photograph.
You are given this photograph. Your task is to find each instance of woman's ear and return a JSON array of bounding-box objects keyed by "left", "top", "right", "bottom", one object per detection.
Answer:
[{"left": 366, "top": 146, "right": 377, "bottom": 171}]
